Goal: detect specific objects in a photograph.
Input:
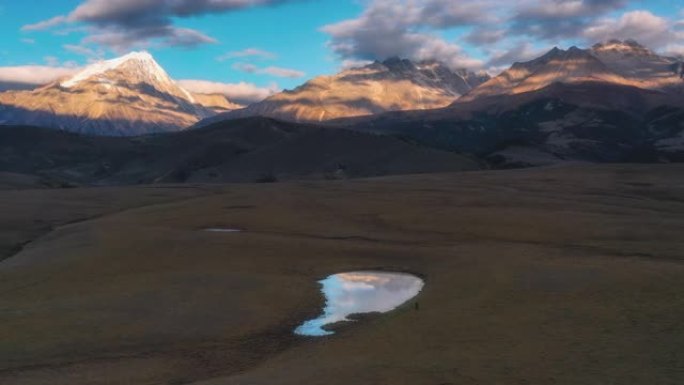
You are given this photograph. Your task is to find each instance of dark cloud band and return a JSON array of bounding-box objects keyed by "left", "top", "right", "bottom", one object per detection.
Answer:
[{"left": 24, "top": 0, "right": 303, "bottom": 50}]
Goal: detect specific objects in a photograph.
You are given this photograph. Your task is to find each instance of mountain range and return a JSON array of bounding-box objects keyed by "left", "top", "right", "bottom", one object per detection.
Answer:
[
  {"left": 0, "top": 52, "right": 240, "bottom": 136},
  {"left": 200, "top": 58, "right": 489, "bottom": 125},
  {"left": 461, "top": 40, "right": 684, "bottom": 103},
  {"left": 327, "top": 40, "right": 684, "bottom": 167},
  {"left": 0, "top": 39, "right": 683, "bottom": 182}
]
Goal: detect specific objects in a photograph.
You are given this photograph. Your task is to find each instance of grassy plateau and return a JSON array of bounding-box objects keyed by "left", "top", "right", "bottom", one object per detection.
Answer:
[{"left": 0, "top": 164, "right": 683, "bottom": 384}]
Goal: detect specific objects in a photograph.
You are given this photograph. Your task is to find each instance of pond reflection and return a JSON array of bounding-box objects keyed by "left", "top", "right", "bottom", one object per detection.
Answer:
[
  {"left": 295, "top": 271, "right": 424, "bottom": 337},
  {"left": 203, "top": 228, "right": 242, "bottom": 233}
]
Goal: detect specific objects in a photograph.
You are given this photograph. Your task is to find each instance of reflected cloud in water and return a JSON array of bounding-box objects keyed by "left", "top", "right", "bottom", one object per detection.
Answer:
[
  {"left": 203, "top": 228, "right": 242, "bottom": 233},
  {"left": 295, "top": 271, "right": 424, "bottom": 336}
]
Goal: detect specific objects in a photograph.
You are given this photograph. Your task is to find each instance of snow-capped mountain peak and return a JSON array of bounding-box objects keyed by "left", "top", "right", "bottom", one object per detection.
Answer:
[
  {"left": 57, "top": 51, "right": 197, "bottom": 102},
  {"left": 590, "top": 39, "right": 683, "bottom": 88},
  {"left": 0, "top": 51, "right": 241, "bottom": 135},
  {"left": 61, "top": 51, "right": 174, "bottom": 89},
  {"left": 591, "top": 39, "right": 656, "bottom": 58}
]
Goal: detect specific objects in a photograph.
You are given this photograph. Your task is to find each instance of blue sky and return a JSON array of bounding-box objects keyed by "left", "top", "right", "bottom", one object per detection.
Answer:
[
  {"left": 0, "top": 0, "right": 682, "bottom": 101},
  {"left": 0, "top": 0, "right": 361, "bottom": 89}
]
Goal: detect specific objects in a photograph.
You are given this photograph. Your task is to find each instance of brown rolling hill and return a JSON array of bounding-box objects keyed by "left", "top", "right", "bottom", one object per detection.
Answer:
[{"left": 0, "top": 117, "right": 482, "bottom": 186}]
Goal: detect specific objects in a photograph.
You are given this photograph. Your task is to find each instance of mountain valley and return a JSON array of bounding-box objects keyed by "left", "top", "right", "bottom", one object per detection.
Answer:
[{"left": 2, "top": 2, "right": 684, "bottom": 384}]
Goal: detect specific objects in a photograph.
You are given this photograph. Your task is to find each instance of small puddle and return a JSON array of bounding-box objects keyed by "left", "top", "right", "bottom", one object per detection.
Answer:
[
  {"left": 295, "top": 271, "right": 424, "bottom": 337},
  {"left": 203, "top": 228, "right": 242, "bottom": 233}
]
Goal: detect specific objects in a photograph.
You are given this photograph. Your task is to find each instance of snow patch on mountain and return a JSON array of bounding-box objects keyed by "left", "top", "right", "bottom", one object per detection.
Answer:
[
  {"left": 460, "top": 40, "right": 684, "bottom": 104},
  {"left": 60, "top": 51, "right": 196, "bottom": 103},
  {"left": 63, "top": 52, "right": 166, "bottom": 87},
  {"left": 0, "top": 51, "right": 241, "bottom": 135},
  {"left": 206, "top": 58, "right": 490, "bottom": 123},
  {"left": 590, "top": 39, "right": 681, "bottom": 86}
]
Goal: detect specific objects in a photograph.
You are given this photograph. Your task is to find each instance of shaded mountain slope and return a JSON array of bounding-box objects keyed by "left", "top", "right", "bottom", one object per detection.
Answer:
[
  {"left": 338, "top": 82, "right": 684, "bottom": 167},
  {"left": 0, "top": 117, "right": 481, "bottom": 185},
  {"left": 330, "top": 41, "right": 684, "bottom": 168}
]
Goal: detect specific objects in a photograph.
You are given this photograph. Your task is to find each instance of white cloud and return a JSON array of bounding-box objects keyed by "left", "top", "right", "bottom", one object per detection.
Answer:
[
  {"left": 63, "top": 44, "right": 106, "bottom": 61},
  {"left": 218, "top": 48, "right": 277, "bottom": 61},
  {"left": 321, "top": 0, "right": 684, "bottom": 71},
  {"left": 340, "top": 59, "right": 373, "bottom": 70},
  {"left": 177, "top": 80, "right": 280, "bottom": 104},
  {"left": 79, "top": 26, "right": 217, "bottom": 53},
  {"left": 322, "top": 0, "right": 485, "bottom": 70},
  {"left": 22, "top": 15, "right": 68, "bottom": 31},
  {"left": 663, "top": 44, "right": 684, "bottom": 57},
  {"left": 584, "top": 10, "right": 673, "bottom": 49},
  {"left": 16, "top": 0, "right": 684, "bottom": 77},
  {"left": 485, "top": 42, "right": 546, "bottom": 71},
  {"left": 233, "top": 63, "right": 258, "bottom": 73},
  {"left": 43, "top": 56, "right": 60, "bottom": 67},
  {"left": 21, "top": 0, "right": 300, "bottom": 51},
  {"left": 0, "top": 65, "right": 80, "bottom": 87},
  {"left": 260, "top": 66, "right": 306, "bottom": 78},
  {"left": 232, "top": 62, "right": 306, "bottom": 78},
  {"left": 465, "top": 29, "right": 506, "bottom": 45},
  {"left": 515, "top": 0, "right": 628, "bottom": 21}
]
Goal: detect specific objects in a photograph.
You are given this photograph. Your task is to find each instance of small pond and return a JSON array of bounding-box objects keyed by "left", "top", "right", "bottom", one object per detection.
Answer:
[
  {"left": 203, "top": 228, "right": 242, "bottom": 233},
  {"left": 295, "top": 271, "right": 424, "bottom": 337}
]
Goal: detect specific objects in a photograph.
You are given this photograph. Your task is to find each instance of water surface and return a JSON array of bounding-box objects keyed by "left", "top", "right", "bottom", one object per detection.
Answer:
[
  {"left": 203, "top": 228, "right": 242, "bottom": 233},
  {"left": 295, "top": 271, "right": 424, "bottom": 336}
]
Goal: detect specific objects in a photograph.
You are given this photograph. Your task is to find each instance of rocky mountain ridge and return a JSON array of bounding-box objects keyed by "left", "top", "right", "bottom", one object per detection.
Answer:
[
  {"left": 0, "top": 52, "right": 239, "bottom": 136},
  {"left": 201, "top": 58, "right": 490, "bottom": 125},
  {"left": 459, "top": 40, "right": 684, "bottom": 103}
]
